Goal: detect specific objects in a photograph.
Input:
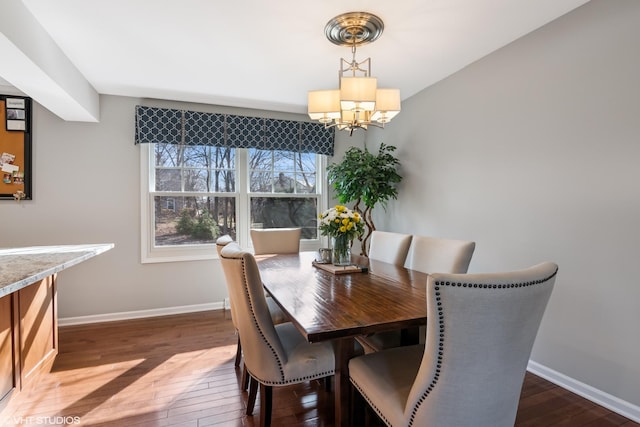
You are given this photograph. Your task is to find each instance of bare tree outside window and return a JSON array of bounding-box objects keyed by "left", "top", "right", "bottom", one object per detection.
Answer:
[
  {"left": 249, "top": 149, "right": 318, "bottom": 239},
  {"left": 154, "top": 143, "right": 236, "bottom": 246},
  {"left": 151, "top": 144, "right": 321, "bottom": 246}
]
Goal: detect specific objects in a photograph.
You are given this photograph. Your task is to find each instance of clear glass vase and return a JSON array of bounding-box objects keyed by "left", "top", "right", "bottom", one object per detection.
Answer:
[{"left": 332, "top": 235, "right": 352, "bottom": 266}]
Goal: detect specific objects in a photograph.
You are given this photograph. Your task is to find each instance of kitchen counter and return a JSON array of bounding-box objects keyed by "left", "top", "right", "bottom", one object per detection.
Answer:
[
  {"left": 0, "top": 243, "right": 114, "bottom": 298},
  {"left": 0, "top": 243, "right": 114, "bottom": 408}
]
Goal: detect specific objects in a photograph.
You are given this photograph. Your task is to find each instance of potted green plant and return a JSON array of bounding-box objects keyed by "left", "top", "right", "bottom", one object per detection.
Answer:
[{"left": 326, "top": 143, "right": 402, "bottom": 257}]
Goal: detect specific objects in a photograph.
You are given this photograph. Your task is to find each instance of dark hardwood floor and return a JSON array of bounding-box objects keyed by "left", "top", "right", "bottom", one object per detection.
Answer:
[{"left": 3, "top": 310, "right": 638, "bottom": 426}]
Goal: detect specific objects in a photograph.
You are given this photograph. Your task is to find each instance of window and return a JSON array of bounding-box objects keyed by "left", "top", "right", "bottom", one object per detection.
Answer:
[
  {"left": 248, "top": 149, "right": 320, "bottom": 239},
  {"left": 141, "top": 143, "right": 327, "bottom": 263}
]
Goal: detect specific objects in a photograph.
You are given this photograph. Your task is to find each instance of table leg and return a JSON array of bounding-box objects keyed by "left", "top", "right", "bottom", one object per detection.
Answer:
[
  {"left": 400, "top": 326, "right": 420, "bottom": 345},
  {"left": 335, "top": 337, "right": 355, "bottom": 427}
]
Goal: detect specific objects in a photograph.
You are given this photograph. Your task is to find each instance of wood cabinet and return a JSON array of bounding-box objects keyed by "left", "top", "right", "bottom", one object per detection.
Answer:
[
  {"left": 0, "top": 243, "right": 113, "bottom": 411},
  {"left": 0, "top": 275, "right": 57, "bottom": 410},
  {"left": 0, "top": 293, "right": 16, "bottom": 406}
]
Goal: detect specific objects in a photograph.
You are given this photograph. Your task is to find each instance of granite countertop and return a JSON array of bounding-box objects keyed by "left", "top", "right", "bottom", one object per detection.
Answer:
[{"left": 0, "top": 243, "right": 114, "bottom": 298}]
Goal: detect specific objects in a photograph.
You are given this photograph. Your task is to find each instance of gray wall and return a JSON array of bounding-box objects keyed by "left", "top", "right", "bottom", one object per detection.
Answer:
[
  {"left": 0, "top": 95, "right": 357, "bottom": 321},
  {"left": 0, "top": 96, "right": 217, "bottom": 317},
  {"left": 0, "top": 96, "right": 349, "bottom": 320},
  {"left": 365, "top": 0, "right": 639, "bottom": 411}
]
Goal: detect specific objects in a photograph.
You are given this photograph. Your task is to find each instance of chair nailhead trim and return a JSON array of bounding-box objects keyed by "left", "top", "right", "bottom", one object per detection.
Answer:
[
  {"left": 240, "top": 259, "right": 286, "bottom": 382},
  {"left": 251, "top": 370, "right": 335, "bottom": 386},
  {"left": 406, "top": 267, "right": 558, "bottom": 426},
  {"left": 240, "top": 258, "right": 336, "bottom": 387}
]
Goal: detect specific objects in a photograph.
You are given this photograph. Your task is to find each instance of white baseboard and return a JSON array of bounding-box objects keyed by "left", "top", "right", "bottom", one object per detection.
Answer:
[
  {"left": 528, "top": 360, "right": 640, "bottom": 423},
  {"left": 58, "top": 302, "right": 225, "bottom": 327}
]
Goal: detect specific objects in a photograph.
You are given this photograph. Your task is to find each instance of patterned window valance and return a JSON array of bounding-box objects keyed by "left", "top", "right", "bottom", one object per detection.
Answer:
[{"left": 135, "top": 105, "right": 335, "bottom": 156}]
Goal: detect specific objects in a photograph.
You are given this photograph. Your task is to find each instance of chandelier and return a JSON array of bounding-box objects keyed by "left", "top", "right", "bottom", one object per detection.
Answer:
[{"left": 308, "top": 12, "right": 401, "bottom": 134}]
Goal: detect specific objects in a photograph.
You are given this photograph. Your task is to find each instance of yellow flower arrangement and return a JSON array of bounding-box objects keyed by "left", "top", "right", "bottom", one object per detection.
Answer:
[{"left": 318, "top": 205, "right": 364, "bottom": 240}]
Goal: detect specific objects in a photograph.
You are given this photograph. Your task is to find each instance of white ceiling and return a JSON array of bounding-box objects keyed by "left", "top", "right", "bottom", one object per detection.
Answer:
[{"left": 3, "top": 0, "right": 590, "bottom": 118}]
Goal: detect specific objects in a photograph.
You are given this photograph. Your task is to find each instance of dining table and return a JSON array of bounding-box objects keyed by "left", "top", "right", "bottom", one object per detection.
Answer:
[{"left": 255, "top": 251, "right": 429, "bottom": 427}]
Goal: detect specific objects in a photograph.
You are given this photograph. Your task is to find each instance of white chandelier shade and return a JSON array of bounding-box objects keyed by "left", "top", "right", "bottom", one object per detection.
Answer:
[
  {"left": 340, "top": 77, "right": 377, "bottom": 111},
  {"left": 307, "top": 90, "right": 340, "bottom": 123},
  {"left": 371, "top": 88, "right": 401, "bottom": 123}
]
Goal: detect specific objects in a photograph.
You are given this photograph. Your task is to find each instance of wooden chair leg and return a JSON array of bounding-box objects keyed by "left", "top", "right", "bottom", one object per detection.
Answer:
[
  {"left": 324, "top": 375, "right": 332, "bottom": 392},
  {"left": 259, "top": 383, "right": 273, "bottom": 427},
  {"left": 246, "top": 376, "right": 258, "bottom": 415},
  {"left": 234, "top": 335, "right": 242, "bottom": 367},
  {"left": 241, "top": 364, "right": 249, "bottom": 390},
  {"left": 350, "top": 382, "right": 366, "bottom": 426}
]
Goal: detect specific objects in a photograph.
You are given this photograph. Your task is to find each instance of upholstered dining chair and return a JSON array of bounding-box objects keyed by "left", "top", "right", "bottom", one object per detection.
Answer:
[
  {"left": 368, "top": 230, "right": 412, "bottom": 265},
  {"left": 404, "top": 235, "right": 476, "bottom": 275},
  {"left": 250, "top": 227, "right": 301, "bottom": 255},
  {"left": 358, "top": 235, "right": 476, "bottom": 353},
  {"left": 349, "top": 262, "right": 557, "bottom": 427},
  {"left": 248, "top": 229, "right": 297, "bottom": 326},
  {"left": 216, "top": 235, "right": 287, "bottom": 390},
  {"left": 215, "top": 235, "right": 241, "bottom": 365},
  {"left": 219, "top": 242, "right": 335, "bottom": 427}
]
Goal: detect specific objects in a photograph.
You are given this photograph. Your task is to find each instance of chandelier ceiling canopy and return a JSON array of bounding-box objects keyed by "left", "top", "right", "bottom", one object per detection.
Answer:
[{"left": 307, "top": 12, "right": 401, "bottom": 135}]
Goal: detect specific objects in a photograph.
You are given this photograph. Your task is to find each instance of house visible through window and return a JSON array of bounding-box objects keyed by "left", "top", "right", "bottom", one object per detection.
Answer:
[{"left": 248, "top": 149, "right": 319, "bottom": 239}]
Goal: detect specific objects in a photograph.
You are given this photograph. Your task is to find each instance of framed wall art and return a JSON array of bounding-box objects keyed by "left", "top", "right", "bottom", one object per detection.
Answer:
[{"left": 1, "top": 95, "right": 32, "bottom": 200}]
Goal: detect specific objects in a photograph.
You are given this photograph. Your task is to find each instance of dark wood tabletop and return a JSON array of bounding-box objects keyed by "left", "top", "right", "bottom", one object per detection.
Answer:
[
  {"left": 255, "top": 251, "right": 429, "bottom": 427},
  {"left": 256, "top": 251, "right": 428, "bottom": 341}
]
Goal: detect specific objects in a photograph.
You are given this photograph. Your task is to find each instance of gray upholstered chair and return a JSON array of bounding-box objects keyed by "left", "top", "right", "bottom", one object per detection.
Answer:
[
  {"left": 250, "top": 227, "right": 301, "bottom": 255},
  {"left": 219, "top": 242, "right": 335, "bottom": 427},
  {"left": 358, "top": 235, "right": 476, "bottom": 353},
  {"left": 349, "top": 262, "right": 557, "bottom": 427},
  {"left": 368, "top": 230, "right": 412, "bottom": 265}
]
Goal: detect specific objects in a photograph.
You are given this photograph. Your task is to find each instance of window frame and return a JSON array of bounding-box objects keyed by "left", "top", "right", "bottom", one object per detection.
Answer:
[{"left": 140, "top": 143, "right": 328, "bottom": 263}]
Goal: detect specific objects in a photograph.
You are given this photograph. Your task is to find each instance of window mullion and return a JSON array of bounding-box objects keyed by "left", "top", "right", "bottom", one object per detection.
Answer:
[{"left": 237, "top": 148, "right": 250, "bottom": 248}]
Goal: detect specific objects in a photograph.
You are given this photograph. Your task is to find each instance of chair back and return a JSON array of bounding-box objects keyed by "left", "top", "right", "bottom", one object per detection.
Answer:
[
  {"left": 251, "top": 228, "right": 301, "bottom": 255},
  {"left": 219, "top": 242, "right": 289, "bottom": 383},
  {"left": 405, "top": 262, "right": 557, "bottom": 427},
  {"left": 368, "top": 231, "right": 412, "bottom": 265},
  {"left": 404, "top": 235, "right": 475, "bottom": 274},
  {"left": 215, "top": 234, "right": 234, "bottom": 256},
  {"left": 216, "top": 235, "right": 237, "bottom": 328}
]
